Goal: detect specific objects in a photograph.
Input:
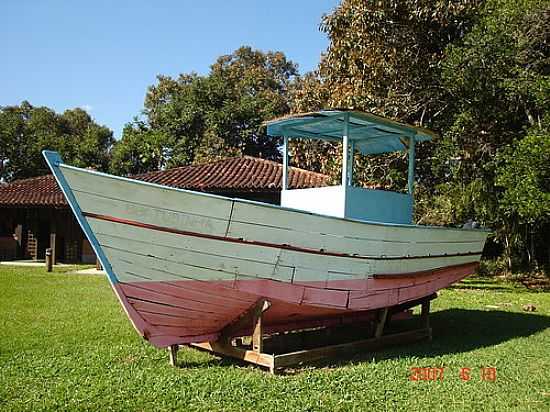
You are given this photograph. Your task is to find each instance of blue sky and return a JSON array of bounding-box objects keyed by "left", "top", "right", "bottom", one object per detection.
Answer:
[{"left": 1, "top": 1, "right": 339, "bottom": 138}]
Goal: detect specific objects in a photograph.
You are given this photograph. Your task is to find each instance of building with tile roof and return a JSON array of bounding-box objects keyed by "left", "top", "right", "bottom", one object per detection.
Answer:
[{"left": 0, "top": 156, "right": 328, "bottom": 263}]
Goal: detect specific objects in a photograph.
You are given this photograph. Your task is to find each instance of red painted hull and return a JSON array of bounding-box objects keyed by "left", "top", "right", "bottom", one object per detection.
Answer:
[{"left": 115, "top": 262, "right": 478, "bottom": 348}]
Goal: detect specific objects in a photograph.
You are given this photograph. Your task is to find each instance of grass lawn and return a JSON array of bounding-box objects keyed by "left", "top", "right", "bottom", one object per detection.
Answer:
[{"left": 1, "top": 265, "right": 549, "bottom": 411}]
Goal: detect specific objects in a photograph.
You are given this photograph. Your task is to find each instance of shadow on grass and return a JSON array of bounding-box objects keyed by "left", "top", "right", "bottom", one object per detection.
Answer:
[
  {"left": 311, "top": 309, "right": 550, "bottom": 370},
  {"left": 178, "top": 309, "right": 550, "bottom": 373}
]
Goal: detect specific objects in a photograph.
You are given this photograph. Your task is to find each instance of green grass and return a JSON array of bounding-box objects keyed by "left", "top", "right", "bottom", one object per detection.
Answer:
[{"left": 1, "top": 266, "right": 549, "bottom": 411}]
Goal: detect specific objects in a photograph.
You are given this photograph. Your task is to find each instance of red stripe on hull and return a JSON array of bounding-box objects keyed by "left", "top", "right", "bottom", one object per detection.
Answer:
[{"left": 114, "top": 262, "right": 478, "bottom": 347}]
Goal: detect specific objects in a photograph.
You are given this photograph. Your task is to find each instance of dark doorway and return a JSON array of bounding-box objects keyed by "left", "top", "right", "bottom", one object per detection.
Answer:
[{"left": 36, "top": 221, "right": 50, "bottom": 260}]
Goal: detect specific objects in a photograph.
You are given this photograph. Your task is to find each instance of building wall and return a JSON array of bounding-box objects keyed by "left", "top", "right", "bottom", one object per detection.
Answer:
[{"left": 0, "top": 207, "right": 85, "bottom": 263}]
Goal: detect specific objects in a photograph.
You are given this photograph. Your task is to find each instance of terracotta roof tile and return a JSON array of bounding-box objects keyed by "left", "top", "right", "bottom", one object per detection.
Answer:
[
  {"left": 0, "top": 174, "right": 67, "bottom": 208},
  {"left": 132, "top": 156, "right": 328, "bottom": 193},
  {"left": 0, "top": 156, "right": 329, "bottom": 208}
]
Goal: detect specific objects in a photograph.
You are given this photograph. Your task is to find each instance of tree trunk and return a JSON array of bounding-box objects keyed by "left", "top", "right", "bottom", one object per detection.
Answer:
[{"left": 504, "top": 234, "right": 512, "bottom": 273}]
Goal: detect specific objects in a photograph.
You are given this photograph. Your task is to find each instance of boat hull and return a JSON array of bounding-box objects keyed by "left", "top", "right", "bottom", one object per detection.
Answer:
[{"left": 43, "top": 151, "right": 489, "bottom": 348}]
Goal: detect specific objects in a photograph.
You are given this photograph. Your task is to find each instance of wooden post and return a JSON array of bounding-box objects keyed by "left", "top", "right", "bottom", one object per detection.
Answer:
[
  {"left": 341, "top": 112, "right": 350, "bottom": 187},
  {"left": 375, "top": 308, "right": 389, "bottom": 338},
  {"left": 45, "top": 248, "right": 53, "bottom": 272},
  {"left": 252, "top": 303, "right": 265, "bottom": 353},
  {"left": 282, "top": 136, "right": 289, "bottom": 191},
  {"left": 169, "top": 344, "right": 179, "bottom": 366},
  {"left": 348, "top": 140, "right": 355, "bottom": 186},
  {"left": 420, "top": 299, "right": 431, "bottom": 341},
  {"left": 49, "top": 232, "right": 57, "bottom": 266}
]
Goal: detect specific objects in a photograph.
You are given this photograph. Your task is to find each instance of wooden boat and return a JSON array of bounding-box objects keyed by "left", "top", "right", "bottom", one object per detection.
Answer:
[{"left": 43, "top": 110, "right": 488, "bottom": 351}]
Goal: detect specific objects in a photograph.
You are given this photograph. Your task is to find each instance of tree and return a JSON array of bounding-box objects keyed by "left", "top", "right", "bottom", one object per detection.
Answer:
[
  {"left": 289, "top": 0, "right": 550, "bottom": 270},
  {"left": 110, "top": 121, "right": 173, "bottom": 176},
  {"left": 319, "top": 0, "right": 482, "bottom": 122},
  {"left": 111, "top": 47, "right": 298, "bottom": 175},
  {"left": 430, "top": 0, "right": 550, "bottom": 267},
  {"left": 288, "top": 0, "right": 482, "bottom": 190},
  {"left": 0, "top": 102, "right": 114, "bottom": 182},
  {"left": 496, "top": 124, "right": 550, "bottom": 267}
]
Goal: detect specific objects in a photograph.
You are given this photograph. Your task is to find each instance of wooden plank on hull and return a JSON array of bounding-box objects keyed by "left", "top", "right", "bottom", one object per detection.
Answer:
[
  {"left": 128, "top": 299, "right": 231, "bottom": 321},
  {"left": 148, "top": 324, "right": 220, "bottom": 337},
  {"left": 140, "top": 311, "right": 225, "bottom": 328},
  {"left": 348, "top": 288, "right": 399, "bottom": 310},
  {"left": 61, "top": 165, "right": 234, "bottom": 221},
  {"left": 301, "top": 287, "right": 349, "bottom": 309},
  {"left": 230, "top": 220, "right": 484, "bottom": 257},
  {"left": 229, "top": 200, "right": 487, "bottom": 246},
  {"left": 91, "top": 220, "right": 295, "bottom": 281},
  {"left": 73, "top": 190, "right": 230, "bottom": 237},
  {"left": 102, "top": 246, "right": 239, "bottom": 283},
  {"left": 123, "top": 281, "right": 252, "bottom": 312},
  {"left": 234, "top": 277, "right": 305, "bottom": 305},
  {"left": 120, "top": 283, "right": 240, "bottom": 316},
  {"left": 278, "top": 248, "right": 369, "bottom": 277},
  {"left": 227, "top": 221, "right": 410, "bottom": 257}
]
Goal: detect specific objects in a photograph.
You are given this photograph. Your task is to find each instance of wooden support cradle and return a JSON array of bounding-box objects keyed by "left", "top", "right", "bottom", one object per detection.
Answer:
[{"left": 169, "top": 295, "right": 435, "bottom": 374}]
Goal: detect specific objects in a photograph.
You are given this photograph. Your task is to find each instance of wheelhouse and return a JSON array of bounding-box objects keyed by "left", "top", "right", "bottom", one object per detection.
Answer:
[{"left": 266, "top": 110, "right": 436, "bottom": 224}]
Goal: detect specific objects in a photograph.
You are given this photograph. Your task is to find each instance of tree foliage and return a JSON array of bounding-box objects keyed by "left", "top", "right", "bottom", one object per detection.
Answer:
[
  {"left": 497, "top": 126, "right": 550, "bottom": 225},
  {"left": 291, "top": 0, "right": 549, "bottom": 269},
  {"left": 0, "top": 101, "right": 114, "bottom": 182},
  {"left": 110, "top": 121, "right": 173, "bottom": 176},
  {"left": 319, "top": 0, "right": 482, "bottom": 121},
  {"left": 289, "top": 0, "right": 483, "bottom": 191},
  {"left": 430, "top": 0, "right": 550, "bottom": 266},
  {"left": 111, "top": 46, "right": 298, "bottom": 175}
]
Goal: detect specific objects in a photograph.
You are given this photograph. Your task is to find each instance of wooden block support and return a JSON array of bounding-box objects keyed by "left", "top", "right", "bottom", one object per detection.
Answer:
[
  {"left": 420, "top": 299, "right": 432, "bottom": 341},
  {"left": 192, "top": 341, "right": 276, "bottom": 371},
  {"left": 220, "top": 298, "right": 271, "bottom": 343},
  {"left": 272, "top": 328, "right": 431, "bottom": 370},
  {"left": 375, "top": 308, "right": 389, "bottom": 339},
  {"left": 188, "top": 297, "right": 434, "bottom": 373},
  {"left": 252, "top": 302, "right": 266, "bottom": 353},
  {"left": 169, "top": 344, "right": 179, "bottom": 366}
]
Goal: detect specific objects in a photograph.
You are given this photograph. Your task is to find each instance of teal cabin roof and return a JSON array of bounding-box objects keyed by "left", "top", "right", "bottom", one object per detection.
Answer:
[{"left": 265, "top": 110, "right": 437, "bottom": 155}]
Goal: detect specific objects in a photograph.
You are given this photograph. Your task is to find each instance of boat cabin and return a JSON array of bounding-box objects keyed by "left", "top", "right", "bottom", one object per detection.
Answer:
[{"left": 266, "top": 110, "right": 436, "bottom": 224}]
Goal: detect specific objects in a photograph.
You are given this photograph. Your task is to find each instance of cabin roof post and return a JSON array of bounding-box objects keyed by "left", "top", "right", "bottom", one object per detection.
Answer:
[
  {"left": 348, "top": 140, "right": 355, "bottom": 186},
  {"left": 341, "top": 112, "right": 350, "bottom": 187},
  {"left": 282, "top": 136, "right": 289, "bottom": 191},
  {"left": 407, "top": 134, "right": 416, "bottom": 196}
]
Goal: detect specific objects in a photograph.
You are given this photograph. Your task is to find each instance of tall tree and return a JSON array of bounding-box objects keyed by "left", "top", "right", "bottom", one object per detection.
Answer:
[
  {"left": 289, "top": 0, "right": 482, "bottom": 190},
  {"left": 290, "top": 0, "right": 549, "bottom": 269},
  {"left": 0, "top": 102, "right": 114, "bottom": 182},
  {"left": 496, "top": 125, "right": 550, "bottom": 268},
  {"left": 110, "top": 121, "right": 173, "bottom": 176},
  {"left": 319, "top": 0, "right": 482, "bottom": 122},
  {"left": 112, "top": 46, "right": 298, "bottom": 175},
  {"left": 429, "top": 0, "right": 550, "bottom": 267}
]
